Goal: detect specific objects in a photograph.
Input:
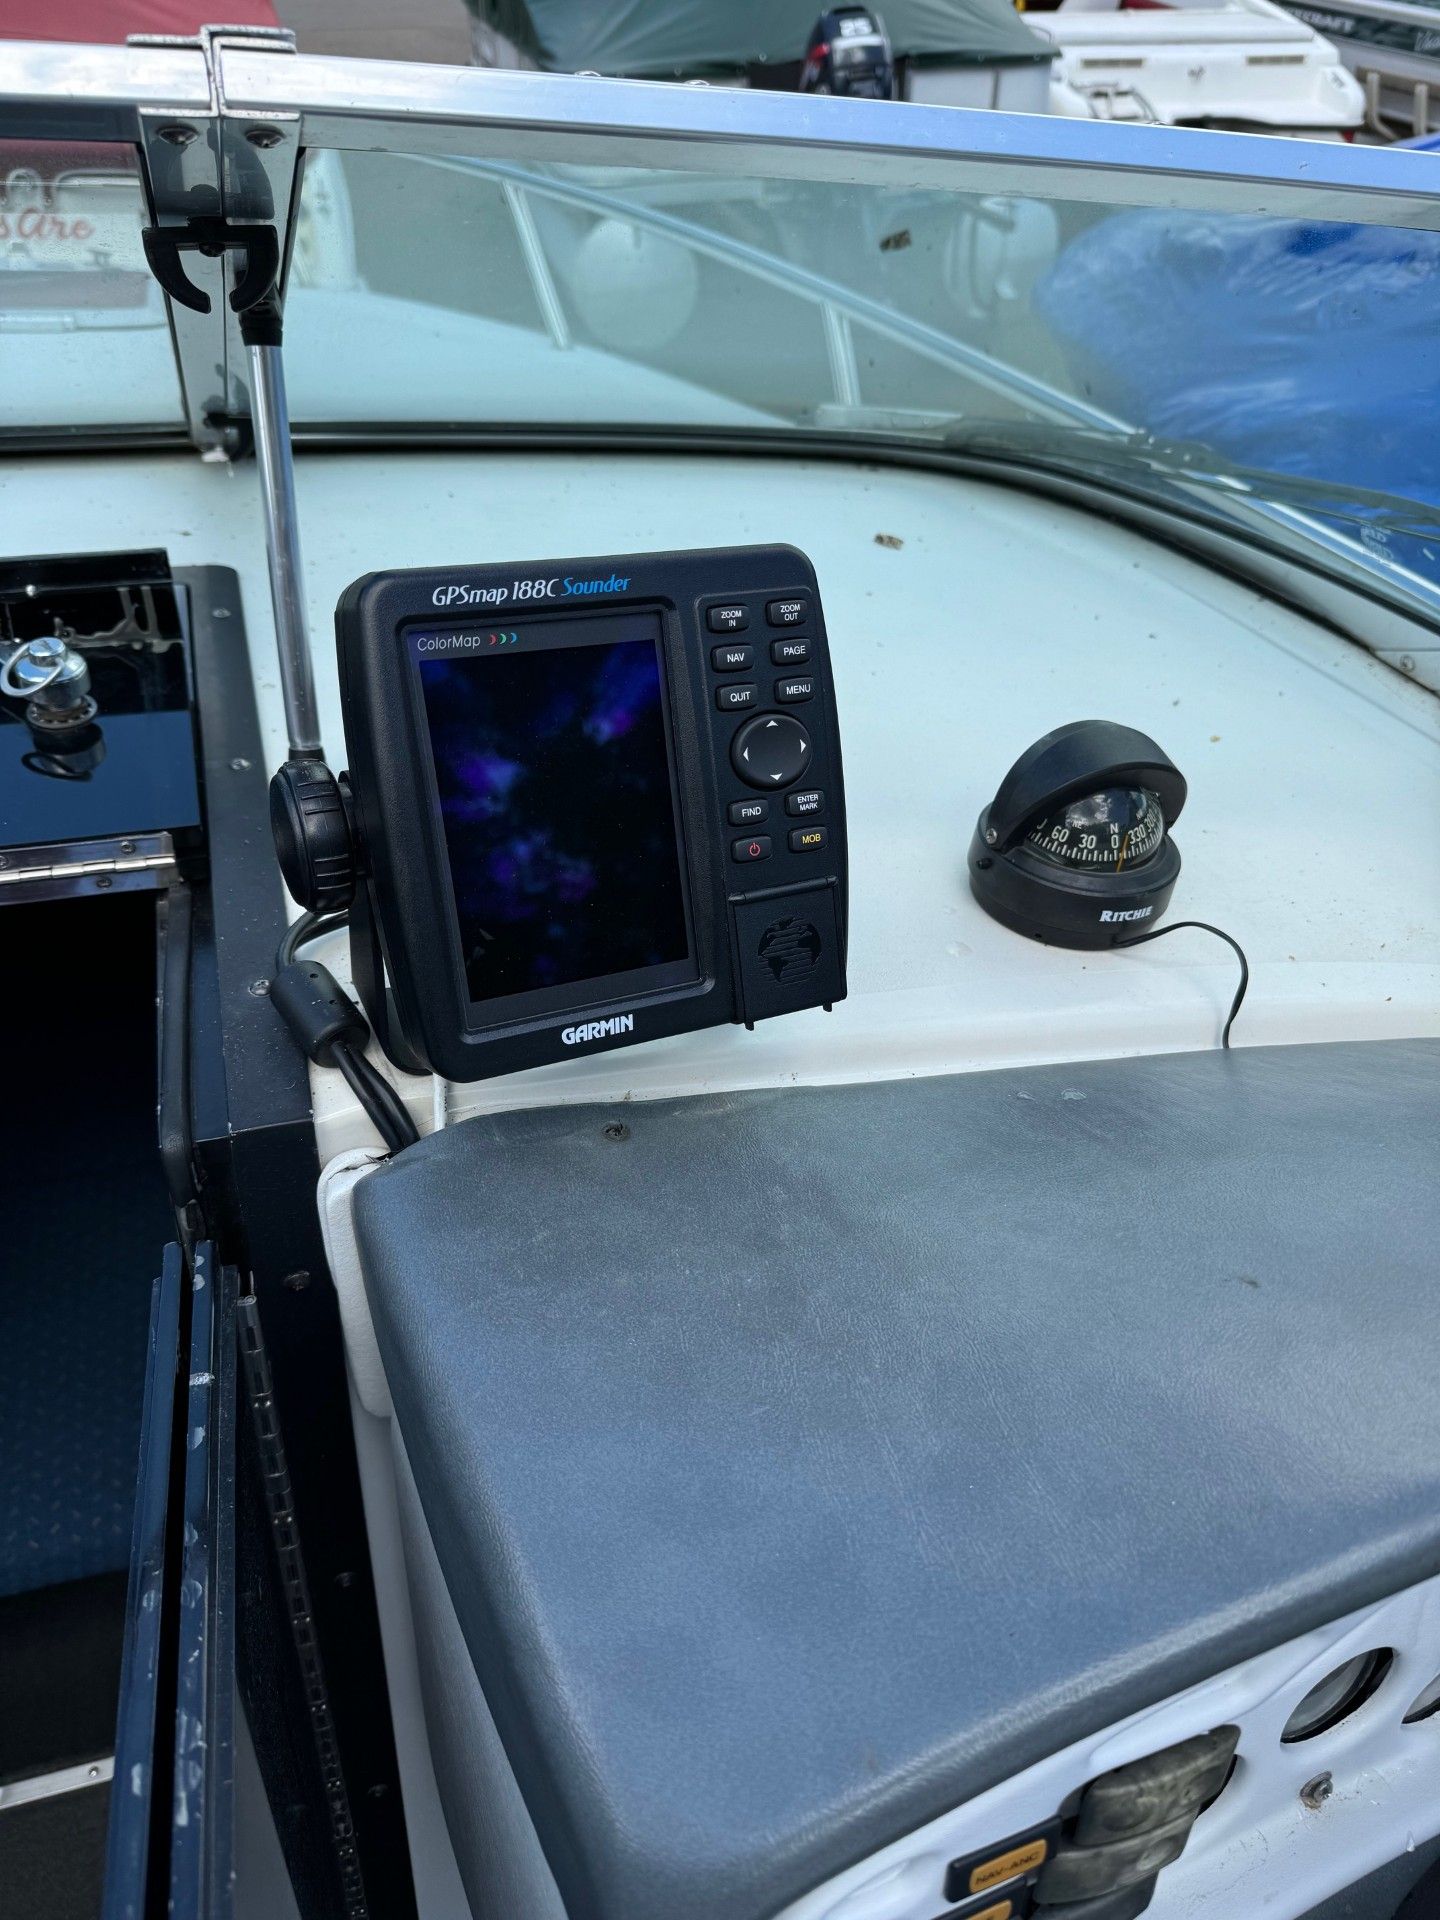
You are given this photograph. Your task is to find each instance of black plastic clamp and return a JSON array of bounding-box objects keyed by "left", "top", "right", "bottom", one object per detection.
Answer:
[{"left": 140, "top": 216, "right": 280, "bottom": 319}]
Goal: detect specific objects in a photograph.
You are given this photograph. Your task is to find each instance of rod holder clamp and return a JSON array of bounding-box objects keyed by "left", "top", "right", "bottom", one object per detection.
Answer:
[{"left": 140, "top": 217, "right": 280, "bottom": 318}]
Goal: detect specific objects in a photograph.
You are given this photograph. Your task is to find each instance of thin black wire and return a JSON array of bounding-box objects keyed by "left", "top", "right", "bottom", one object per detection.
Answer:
[
  {"left": 329, "top": 1041, "right": 402, "bottom": 1151},
  {"left": 356, "top": 1053, "right": 421, "bottom": 1151},
  {"left": 330, "top": 1038, "right": 419, "bottom": 1153},
  {"left": 1115, "top": 919, "right": 1250, "bottom": 1050},
  {"left": 276, "top": 907, "right": 350, "bottom": 973}
]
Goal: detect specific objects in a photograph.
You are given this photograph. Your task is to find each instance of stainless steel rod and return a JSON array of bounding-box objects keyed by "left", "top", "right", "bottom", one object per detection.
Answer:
[{"left": 249, "top": 339, "right": 323, "bottom": 759}]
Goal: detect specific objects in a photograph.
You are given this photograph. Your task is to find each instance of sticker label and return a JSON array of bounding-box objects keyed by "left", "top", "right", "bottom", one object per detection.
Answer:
[
  {"left": 946, "top": 1822, "right": 1059, "bottom": 1904},
  {"left": 970, "top": 1839, "right": 1048, "bottom": 1893}
]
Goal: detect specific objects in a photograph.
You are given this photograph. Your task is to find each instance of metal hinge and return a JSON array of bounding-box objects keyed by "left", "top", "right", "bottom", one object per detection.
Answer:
[
  {"left": 0, "top": 831, "right": 177, "bottom": 901},
  {"left": 237, "top": 1296, "right": 371, "bottom": 1920}
]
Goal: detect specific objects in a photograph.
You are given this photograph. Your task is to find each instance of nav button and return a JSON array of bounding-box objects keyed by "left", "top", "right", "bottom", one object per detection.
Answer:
[{"left": 711, "top": 643, "right": 754, "bottom": 672}]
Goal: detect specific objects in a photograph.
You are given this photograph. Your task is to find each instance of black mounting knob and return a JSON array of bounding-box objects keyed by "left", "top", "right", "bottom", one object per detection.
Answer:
[{"left": 269, "top": 759, "right": 357, "bottom": 913}]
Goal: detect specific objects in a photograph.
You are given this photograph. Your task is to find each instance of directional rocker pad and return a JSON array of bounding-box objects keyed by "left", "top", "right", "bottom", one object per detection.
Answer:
[{"left": 731, "top": 712, "right": 812, "bottom": 790}]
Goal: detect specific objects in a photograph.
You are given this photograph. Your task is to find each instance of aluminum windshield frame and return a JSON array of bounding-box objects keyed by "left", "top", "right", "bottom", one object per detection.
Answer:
[
  {"left": 216, "top": 44, "right": 1440, "bottom": 226},
  {"left": 5, "top": 33, "right": 1440, "bottom": 221}
]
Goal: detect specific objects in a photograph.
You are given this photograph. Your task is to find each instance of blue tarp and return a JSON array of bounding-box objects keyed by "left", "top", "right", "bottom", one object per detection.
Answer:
[{"left": 1034, "top": 208, "right": 1440, "bottom": 581}]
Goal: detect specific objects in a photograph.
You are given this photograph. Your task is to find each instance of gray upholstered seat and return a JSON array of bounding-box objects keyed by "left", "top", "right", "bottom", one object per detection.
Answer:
[{"left": 353, "top": 1039, "right": 1440, "bottom": 1920}]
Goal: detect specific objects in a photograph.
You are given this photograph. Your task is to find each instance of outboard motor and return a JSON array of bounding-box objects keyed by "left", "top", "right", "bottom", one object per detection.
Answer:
[{"left": 799, "top": 7, "right": 896, "bottom": 98}]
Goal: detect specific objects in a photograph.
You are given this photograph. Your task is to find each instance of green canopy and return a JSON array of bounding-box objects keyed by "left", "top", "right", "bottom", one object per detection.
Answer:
[{"left": 471, "top": 0, "right": 1052, "bottom": 76}]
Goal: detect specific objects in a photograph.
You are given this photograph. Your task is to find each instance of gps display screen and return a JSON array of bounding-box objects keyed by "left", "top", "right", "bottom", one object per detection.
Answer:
[{"left": 410, "top": 610, "right": 694, "bottom": 1015}]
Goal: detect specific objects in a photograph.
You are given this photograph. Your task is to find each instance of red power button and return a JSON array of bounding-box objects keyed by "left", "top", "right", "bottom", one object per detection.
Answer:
[{"left": 731, "top": 834, "right": 773, "bottom": 864}]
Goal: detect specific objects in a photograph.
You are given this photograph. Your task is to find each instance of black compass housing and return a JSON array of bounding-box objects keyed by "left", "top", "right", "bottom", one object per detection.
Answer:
[{"left": 968, "top": 721, "right": 1187, "bottom": 949}]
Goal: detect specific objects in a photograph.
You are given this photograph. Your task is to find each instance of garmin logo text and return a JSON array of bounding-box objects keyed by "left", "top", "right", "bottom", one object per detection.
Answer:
[
  {"left": 1100, "top": 907, "right": 1155, "bottom": 923},
  {"left": 431, "top": 573, "right": 631, "bottom": 609},
  {"left": 561, "top": 1015, "right": 635, "bottom": 1046}
]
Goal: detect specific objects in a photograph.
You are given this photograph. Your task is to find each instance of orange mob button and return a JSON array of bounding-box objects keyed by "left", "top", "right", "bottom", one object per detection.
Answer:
[
  {"left": 970, "top": 1837, "right": 1050, "bottom": 1893},
  {"left": 967, "top": 1903, "right": 1015, "bottom": 1920}
]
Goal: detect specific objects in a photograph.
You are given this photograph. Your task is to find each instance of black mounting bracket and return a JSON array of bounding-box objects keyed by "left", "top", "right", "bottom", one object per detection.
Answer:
[{"left": 141, "top": 216, "right": 280, "bottom": 319}]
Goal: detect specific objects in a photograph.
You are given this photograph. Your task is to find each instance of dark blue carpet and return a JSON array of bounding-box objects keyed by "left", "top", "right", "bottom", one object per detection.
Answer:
[{"left": 0, "top": 894, "right": 171, "bottom": 1599}]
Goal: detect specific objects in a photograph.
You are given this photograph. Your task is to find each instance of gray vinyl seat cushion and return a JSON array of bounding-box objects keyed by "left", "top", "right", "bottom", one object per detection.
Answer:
[{"left": 352, "top": 1039, "right": 1440, "bottom": 1920}]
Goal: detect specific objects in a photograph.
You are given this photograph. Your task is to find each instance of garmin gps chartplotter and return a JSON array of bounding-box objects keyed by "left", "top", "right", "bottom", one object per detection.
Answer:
[{"left": 305, "top": 546, "right": 847, "bottom": 1083}]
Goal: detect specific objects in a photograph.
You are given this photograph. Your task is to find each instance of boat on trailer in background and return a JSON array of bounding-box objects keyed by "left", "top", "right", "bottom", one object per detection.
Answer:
[
  {"left": 1278, "top": 0, "right": 1440, "bottom": 134},
  {"left": 1026, "top": 0, "right": 1365, "bottom": 130},
  {"left": 464, "top": 0, "right": 1366, "bottom": 133}
]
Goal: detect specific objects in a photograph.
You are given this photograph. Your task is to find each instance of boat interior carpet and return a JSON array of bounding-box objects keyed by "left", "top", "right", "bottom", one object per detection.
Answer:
[
  {"left": 0, "top": 1784, "right": 112, "bottom": 1920},
  {"left": 0, "top": 893, "right": 169, "bottom": 1605},
  {"left": 0, "top": 1573, "right": 128, "bottom": 1781},
  {"left": 0, "top": 892, "right": 171, "bottom": 1920}
]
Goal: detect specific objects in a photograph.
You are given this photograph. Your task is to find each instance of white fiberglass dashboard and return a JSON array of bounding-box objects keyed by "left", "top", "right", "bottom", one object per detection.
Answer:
[
  {"left": 5, "top": 445, "right": 1437, "bottom": 1159},
  {"left": 7, "top": 403, "right": 1436, "bottom": 1920}
]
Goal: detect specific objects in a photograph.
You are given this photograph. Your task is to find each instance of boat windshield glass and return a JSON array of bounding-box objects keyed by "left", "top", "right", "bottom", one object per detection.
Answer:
[
  {"left": 0, "top": 139, "right": 183, "bottom": 430},
  {"left": 282, "top": 145, "right": 1440, "bottom": 594},
  {"left": 4, "top": 88, "right": 1439, "bottom": 605}
]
